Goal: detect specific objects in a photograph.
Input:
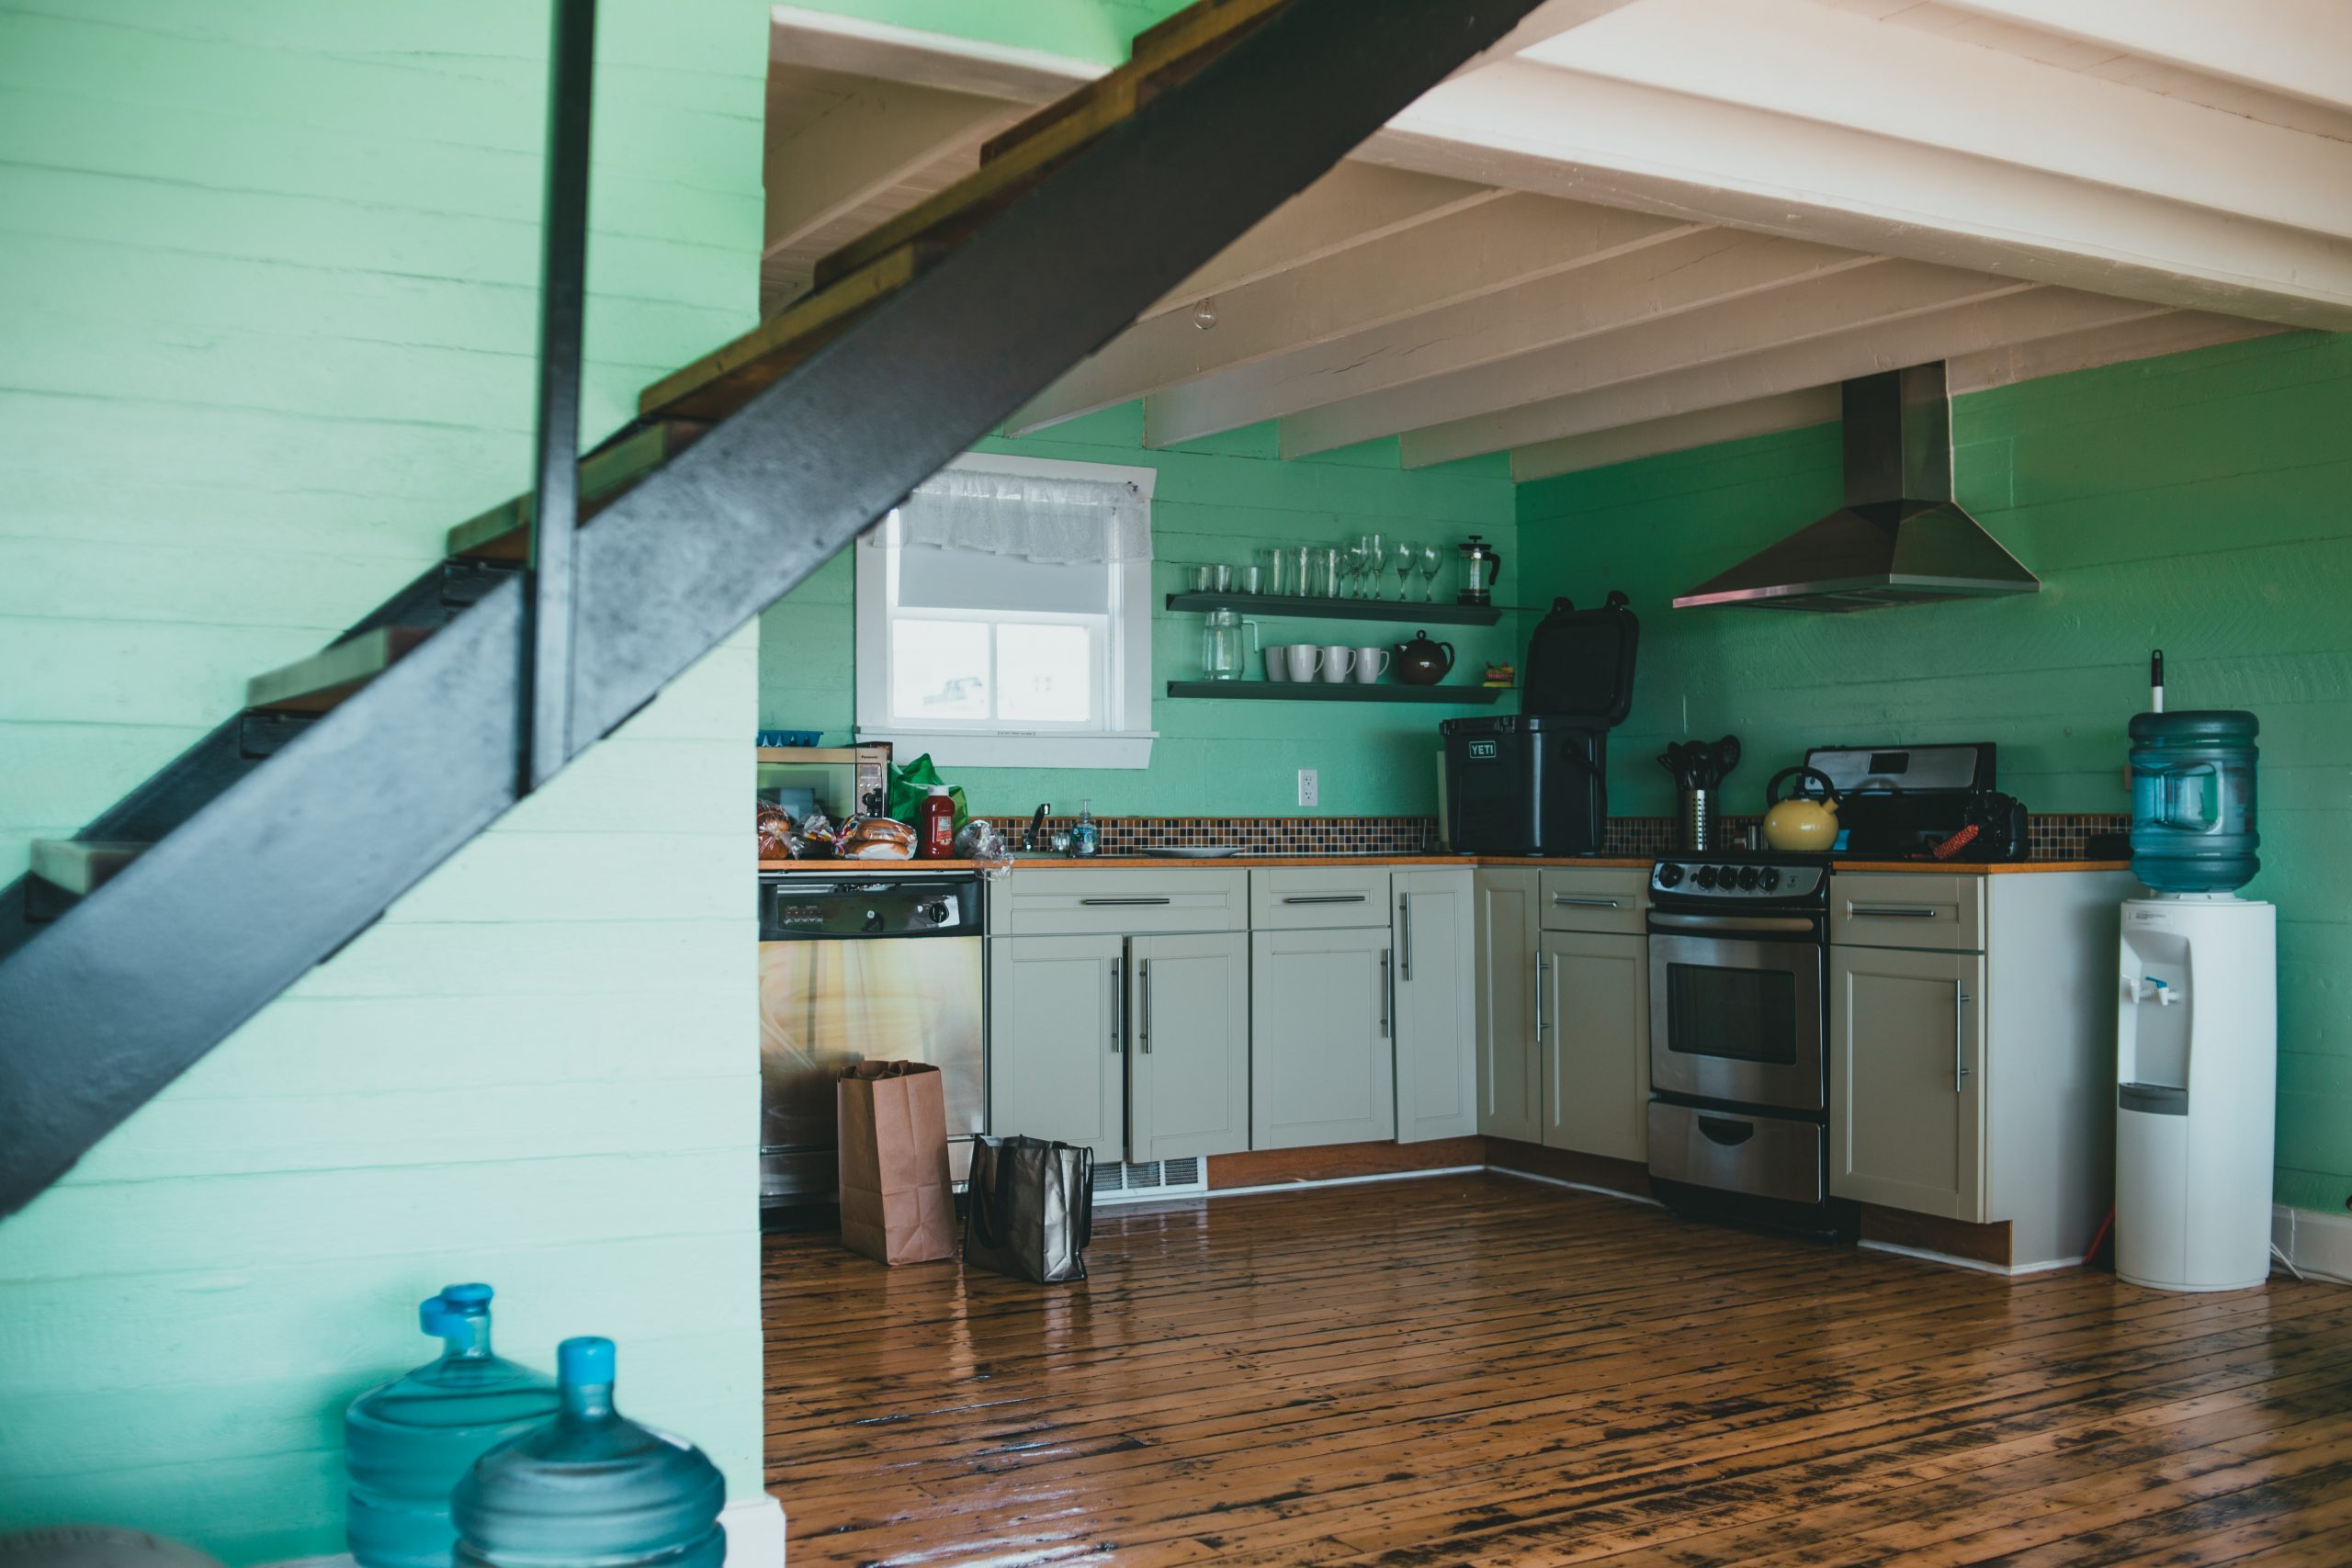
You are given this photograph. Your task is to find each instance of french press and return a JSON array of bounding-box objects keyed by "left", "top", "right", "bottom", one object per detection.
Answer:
[{"left": 1456, "top": 535, "right": 1504, "bottom": 606}]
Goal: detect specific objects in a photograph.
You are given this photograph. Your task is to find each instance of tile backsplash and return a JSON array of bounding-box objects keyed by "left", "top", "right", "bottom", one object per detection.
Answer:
[{"left": 976, "top": 811, "right": 2132, "bottom": 860}]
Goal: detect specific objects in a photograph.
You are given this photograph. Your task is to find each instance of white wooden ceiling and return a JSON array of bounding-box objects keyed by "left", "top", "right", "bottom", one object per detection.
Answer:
[{"left": 764, "top": 0, "right": 2349, "bottom": 480}]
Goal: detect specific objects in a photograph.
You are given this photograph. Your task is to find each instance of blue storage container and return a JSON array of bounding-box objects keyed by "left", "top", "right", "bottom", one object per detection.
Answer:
[
  {"left": 345, "top": 1285, "right": 560, "bottom": 1568},
  {"left": 2129, "top": 710, "right": 2259, "bottom": 894},
  {"left": 453, "top": 1337, "right": 726, "bottom": 1568}
]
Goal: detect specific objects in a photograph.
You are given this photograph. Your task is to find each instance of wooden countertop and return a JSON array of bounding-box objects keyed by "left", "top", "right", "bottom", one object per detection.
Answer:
[{"left": 759, "top": 855, "right": 2129, "bottom": 874}]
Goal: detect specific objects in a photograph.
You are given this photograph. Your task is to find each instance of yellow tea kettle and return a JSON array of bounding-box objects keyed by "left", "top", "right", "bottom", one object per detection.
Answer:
[{"left": 1762, "top": 766, "right": 1842, "bottom": 852}]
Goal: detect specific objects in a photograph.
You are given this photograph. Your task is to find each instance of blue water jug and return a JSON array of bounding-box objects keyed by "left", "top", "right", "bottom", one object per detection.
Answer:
[
  {"left": 345, "top": 1285, "right": 560, "bottom": 1568},
  {"left": 2129, "top": 710, "right": 2259, "bottom": 893},
  {"left": 453, "top": 1337, "right": 726, "bottom": 1568}
]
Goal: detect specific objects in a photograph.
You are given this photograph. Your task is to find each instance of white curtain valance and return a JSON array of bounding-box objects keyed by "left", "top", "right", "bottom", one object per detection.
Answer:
[{"left": 865, "top": 467, "right": 1152, "bottom": 564}]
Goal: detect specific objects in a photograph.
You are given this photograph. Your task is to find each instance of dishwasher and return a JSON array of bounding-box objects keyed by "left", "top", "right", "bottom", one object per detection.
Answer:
[{"left": 757, "top": 870, "right": 986, "bottom": 1218}]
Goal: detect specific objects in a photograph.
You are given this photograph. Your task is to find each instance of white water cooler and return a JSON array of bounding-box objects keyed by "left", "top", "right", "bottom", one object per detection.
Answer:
[{"left": 2114, "top": 896, "right": 2277, "bottom": 1291}]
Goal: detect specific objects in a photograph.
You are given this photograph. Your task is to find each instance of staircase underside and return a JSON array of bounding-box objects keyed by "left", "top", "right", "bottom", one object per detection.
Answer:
[{"left": 0, "top": 0, "right": 1546, "bottom": 1218}]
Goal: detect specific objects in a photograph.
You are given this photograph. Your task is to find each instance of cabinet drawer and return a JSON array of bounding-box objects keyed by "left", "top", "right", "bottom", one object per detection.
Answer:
[
  {"left": 1538, "top": 868, "right": 1647, "bottom": 934},
  {"left": 995, "top": 868, "right": 1246, "bottom": 936},
  {"left": 1830, "top": 873, "right": 1984, "bottom": 952},
  {"left": 1250, "top": 867, "right": 1393, "bottom": 930}
]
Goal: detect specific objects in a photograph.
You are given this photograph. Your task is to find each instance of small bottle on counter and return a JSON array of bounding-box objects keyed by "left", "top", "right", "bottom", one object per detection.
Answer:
[
  {"left": 1071, "top": 799, "right": 1099, "bottom": 857},
  {"left": 916, "top": 784, "right": 956, "bottom": 859}
]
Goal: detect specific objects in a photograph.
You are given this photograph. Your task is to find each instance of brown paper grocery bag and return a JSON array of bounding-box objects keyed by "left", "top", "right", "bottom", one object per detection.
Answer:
[{"left": 836, "top": 1061, "right": 956, "bottom": 1265}]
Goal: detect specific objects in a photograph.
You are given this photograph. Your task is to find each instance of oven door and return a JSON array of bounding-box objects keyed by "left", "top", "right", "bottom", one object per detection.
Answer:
[{"left": 1647, "top": 931, "right": 1825, "bottom": 1111}]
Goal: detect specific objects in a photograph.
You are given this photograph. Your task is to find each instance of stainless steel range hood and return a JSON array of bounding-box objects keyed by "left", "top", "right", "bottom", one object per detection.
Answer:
[{"left": 1672, "top": 363, "right": 2038, "bottom": 613}]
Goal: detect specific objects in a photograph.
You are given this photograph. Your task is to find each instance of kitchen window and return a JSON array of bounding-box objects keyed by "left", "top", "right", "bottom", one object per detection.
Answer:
[{"left": 854, "top": 453, "right": 1157, "bottom": 769}]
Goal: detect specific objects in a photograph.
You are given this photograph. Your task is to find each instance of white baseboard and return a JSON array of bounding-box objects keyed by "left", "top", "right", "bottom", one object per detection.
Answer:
[
  {"left": 1209, "top": 1164, "right": 1486, "bottom": 1201},
  {"left": 723, "top": 1493, "right": 787, "bottom": 1568},
  {"left": 2273, "top": 1203, "right": 2352, "bottom": 1285},
  {"left": 265, "top": 1495, "right": 784, "bottom": 1568},
  {"left": 1485, "top": 1163, "right": 1663, "bottom": 1207},
  {"left": 1858, "top": 1238, "right": 2084, "bottom": 1278}
]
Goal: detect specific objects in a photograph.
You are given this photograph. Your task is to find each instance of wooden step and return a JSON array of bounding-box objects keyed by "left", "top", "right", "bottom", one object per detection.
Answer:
[
  {"left": 446, "top": 420, "right": 707, "bottom": 562},
  {"left": 28, "top": 840, "right": 148, "bottom": 902},
  {"left": 638, "top": 0, "right": 1290, "bottom": 428},
  {"left": 246, "top": 626, "right": 433, "bottom": 716}
]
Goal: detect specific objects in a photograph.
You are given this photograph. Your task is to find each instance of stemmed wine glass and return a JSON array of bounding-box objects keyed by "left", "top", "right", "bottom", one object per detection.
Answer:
[
  {"left": 1417, "top": 542, "right": 1442, "bottom": 603},
  {"left": 1358, "top": 533, "right": 1385, "bottom": 601},
  {"left": 1391, "top": 538, "right": 1420, "bottom": 602},
  {"left": 1340, "top": 541, "right": 1366, "bottom": 599}
]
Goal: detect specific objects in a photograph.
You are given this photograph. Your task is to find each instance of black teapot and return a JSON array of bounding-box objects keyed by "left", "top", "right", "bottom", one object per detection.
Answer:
[{"left": 1394, "top": 629, "right": 1455, "bottom": 686}]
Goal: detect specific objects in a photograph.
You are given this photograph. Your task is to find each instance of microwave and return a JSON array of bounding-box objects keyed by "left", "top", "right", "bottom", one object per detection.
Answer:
[{"left": 755, "top": 744, "right": 891, "bottom": 823}]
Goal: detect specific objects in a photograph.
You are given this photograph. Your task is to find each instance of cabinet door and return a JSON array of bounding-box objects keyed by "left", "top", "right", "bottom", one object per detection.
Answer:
[
  {"left": 1475, "top": 873, "right": 1540, "bottom": 1142},
  {"left": 1127, "top": 932, "right": 1251, "bottom": 1163},
  {"left": 1393, "top": 869, "right": 1476, "bottom": 1144},
  {"left": 1250, "top": 927, "right": 1396, "bottom": 1149},
  {"left": 988, "top": 935, "right": 1125, "bottom": 1162},
  {"left": 1830, "top": 944, "right": 1986, "bottom": 1219},
  {"left": 1537, "top": 930, "right": 1649, "bottom": 1162}
]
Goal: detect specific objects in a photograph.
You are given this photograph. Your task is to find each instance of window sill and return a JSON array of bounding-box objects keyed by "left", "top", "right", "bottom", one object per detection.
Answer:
[{"left": 855, "top": 728, "right": 1158, "bottom": 771}]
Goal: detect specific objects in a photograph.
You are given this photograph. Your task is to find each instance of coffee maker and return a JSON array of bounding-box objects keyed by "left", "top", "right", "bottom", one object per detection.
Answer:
[
  {"left": 1441, "top": 592, "right": 1638, "bottom": 856},
  {"left": 1456, "top": 535, "right": 1504, "bottom": 606}
]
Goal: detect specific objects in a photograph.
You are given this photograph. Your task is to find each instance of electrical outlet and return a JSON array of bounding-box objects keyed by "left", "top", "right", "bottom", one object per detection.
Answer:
[{"left": 1297, "top": 769, "right": 1319, "bottom": 807}]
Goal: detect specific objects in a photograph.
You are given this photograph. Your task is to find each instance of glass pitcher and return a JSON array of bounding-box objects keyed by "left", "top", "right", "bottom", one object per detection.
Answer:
[{"left": 1200, "top": 609, "right": 1260, "bottom": 681}]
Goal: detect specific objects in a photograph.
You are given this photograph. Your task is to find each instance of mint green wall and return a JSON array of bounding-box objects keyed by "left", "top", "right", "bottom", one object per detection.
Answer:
[
  {"left": 1517, "top": 331, "right": 2352, "bottom": 1214},
  {"left": 758, "top": 404, "right": 1520, "bottom": 817},
  {"left": 0, "top": 3, "right": 768, "bottom": 1559}
]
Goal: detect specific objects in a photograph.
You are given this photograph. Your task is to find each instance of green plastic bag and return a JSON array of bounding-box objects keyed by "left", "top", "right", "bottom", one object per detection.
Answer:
[{"left": 885, "top": 753, "right": 967, "bottom": 829}]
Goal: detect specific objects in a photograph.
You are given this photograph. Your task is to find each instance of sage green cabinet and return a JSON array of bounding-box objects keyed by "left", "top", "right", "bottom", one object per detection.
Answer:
[
  {"left": 988, "top": 935, "right": 1125, "bottom": 1161},
  {"left": 1126, "top": 931, "right": 1251, "bottom": 1163},
  {"left": 1536, "top": 929, "right": 1649, "bottom": 1162},
  {"left": 1474, "top": 871, "right": 1541, "bottom": 1142},
  {"left": 1392, "top": 868, "right": 1476, "bottom": 1144},
  {"left": 1250, "top": 926, "right": 1396, "bottom": 1149}
]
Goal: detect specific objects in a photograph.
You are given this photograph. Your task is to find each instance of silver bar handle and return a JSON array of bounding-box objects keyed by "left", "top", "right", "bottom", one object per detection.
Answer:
[
  {"left": 1399, "top": 893, "right": 1413, "bottom": 981},
  {"left": 1533, "top": 952, "right": 1546, "bottom": 1043},
  {"left": 1649, "top": 912, "right": 1819, "bottom": 934},
  {"left": 1141, "top": 958, "right": 1153, "bottom": 1055},
  {"left": 1379, "top": 949, "right": 1391, "bottom": 1038},
  {"left": 1109, "top": 956, "right": 1122, "bottom": 1055},
  {"left": 1551, "top": 896, "right": 1622, "bottom": 908},
  {"left": 1852, "top": 904, "right": 1940, "bottom": 919},
  {"left": 1283, "top": 893, "right": 1366, "bottom": 905},
  {"left": 1955, "top": 984, "right": 1971, "bottom": 1089},
  {"left": 1080, "top": 896, "right": 1171, "bottom": 907}
]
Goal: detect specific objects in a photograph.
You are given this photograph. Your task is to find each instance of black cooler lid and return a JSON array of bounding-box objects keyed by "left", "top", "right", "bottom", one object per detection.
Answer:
[{"left": 1521, "top": 592, "right": 1639, "bottom": 726}]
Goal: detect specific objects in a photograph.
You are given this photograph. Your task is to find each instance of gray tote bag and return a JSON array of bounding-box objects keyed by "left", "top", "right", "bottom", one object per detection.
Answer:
[{"left": 963, "top": 1134, "right": 1094, "bottom": 1283}]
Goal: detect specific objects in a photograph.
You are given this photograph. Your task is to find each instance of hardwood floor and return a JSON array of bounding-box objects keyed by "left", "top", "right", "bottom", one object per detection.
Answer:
[{"left": 761, "top": 1173, "right": 2352, "bottom": 1566}]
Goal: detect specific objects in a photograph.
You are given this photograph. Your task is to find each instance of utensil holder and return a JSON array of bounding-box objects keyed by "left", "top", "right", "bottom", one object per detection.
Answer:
[{"left": 1679, "top": 788, "right": 1715, "bottom": 852}]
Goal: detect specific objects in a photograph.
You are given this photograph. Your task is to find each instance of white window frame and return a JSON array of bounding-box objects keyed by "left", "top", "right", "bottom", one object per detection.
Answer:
[{"left": 855, "top": 452, "right": 1158, "bottom": 770}]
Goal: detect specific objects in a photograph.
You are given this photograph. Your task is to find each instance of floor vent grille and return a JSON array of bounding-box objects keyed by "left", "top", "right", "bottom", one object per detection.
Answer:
[{"left": 1092, "top": 1156, "right": 1207, "bottom": 1204}]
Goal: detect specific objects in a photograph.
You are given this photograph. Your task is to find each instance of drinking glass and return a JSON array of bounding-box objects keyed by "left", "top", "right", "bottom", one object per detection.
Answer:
[
  {"left": 1253, "top": 547, "right": 1285, "bottom": 597},
  {"left": 1417, "top": 542, "right": 1442, "bottom": 603},
  {"left": 1340, "top": 542, "right": 1367, "bottom": 599},
  {"left": 1390, "top": 538, "right": 1419, "bottom": 601},
  {"left": 1359, "top": 533, "right": 1386, "bottom": 600}
]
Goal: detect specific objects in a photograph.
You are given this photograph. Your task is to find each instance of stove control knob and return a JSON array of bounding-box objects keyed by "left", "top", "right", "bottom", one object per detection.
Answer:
[
  {"left": 1758, "top": 867, "right": 1781, "bottom": 892},
  {"left": 922, "top": 900, "right": 951, "bottom": 925},
  {"left": 1694, "top": 865, "right": 1719, "bottom": 889},
  {"left": 1737, "top": 866, "right": 1761, "bottom": 890},
  {"left": 862, "top": 908, "right": 886, "bottom": 934},
  {"left": 1656, "top": 863, "right": 1686, "bottom": 889}
]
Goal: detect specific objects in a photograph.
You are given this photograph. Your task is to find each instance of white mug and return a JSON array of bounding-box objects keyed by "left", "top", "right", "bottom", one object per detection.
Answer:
[
  {"left": 1283, "top": 644, "right": 1323, "bottom": 682},
  {"left": 1321, "top": 645, "right": 1356, "bottom": 683},
  {"left": 1264, "top": 647, "right": 1290, "bottom": 682},
  {"left": 1352, "top": 647, "right": 1391, "bottom": 683}
]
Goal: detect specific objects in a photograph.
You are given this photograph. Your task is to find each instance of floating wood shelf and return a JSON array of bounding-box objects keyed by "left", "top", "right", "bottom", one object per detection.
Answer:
[
  {"left": 1165, "top": 680, "right": 1504, "bottom": 705},
  {"left": 1164, "top": 592, "right": 1501, "bottom": 626}
]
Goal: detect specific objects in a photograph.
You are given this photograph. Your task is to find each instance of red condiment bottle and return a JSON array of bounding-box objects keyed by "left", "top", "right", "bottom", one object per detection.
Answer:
[{"left": 916, "top": 785, "right": 956, "bottom": 859}]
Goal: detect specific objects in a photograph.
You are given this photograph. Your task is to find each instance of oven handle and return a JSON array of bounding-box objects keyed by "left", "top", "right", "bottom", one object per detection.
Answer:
[{"left": 1648, "top": 912, "right": 1820, "bottom": 935}]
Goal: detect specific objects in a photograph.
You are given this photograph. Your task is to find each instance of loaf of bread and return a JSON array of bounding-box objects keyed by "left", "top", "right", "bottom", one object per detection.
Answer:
[
  {"left": 755, "top": 804, "right": 795, "bottom": 860},
  {"left": 841, "top": 818, "right": 916, "bottom": 859}
]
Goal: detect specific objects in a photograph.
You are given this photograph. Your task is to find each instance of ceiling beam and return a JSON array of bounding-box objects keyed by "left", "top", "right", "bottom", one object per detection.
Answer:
[
  {"left": 1942, "top": 310, "right": 2295, "bottom": 395},
  {"left": 1399, "top": 287, "right": 2172, "bottom": 467},
  {"left": 1510, "top": 386, "right": 1839, "bottom": 482},
  {"left": 1012, "top": 194, "right": 1686, "bottom": 434},
  {"left": 1938, "top": 0, "right": 2352, "bottom": 113},
  {"left": 1133, "top": 164, "right": 1496, "bottom": 324},
  {"left": 1362, "top": 61, "right": 2352, "bottom": 328},
  {"left": 1518, "top": 0, "right": 2352, "bottom": 243},
  {"left": 767, "top": 6, "right": 1097, "bottom": 101},
  {"left": 1146, "top": 227, "right": 1870, "bottom": 448},
  {"left": 1278, "top": 255, "right": 2030, "bottom": 458}
]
